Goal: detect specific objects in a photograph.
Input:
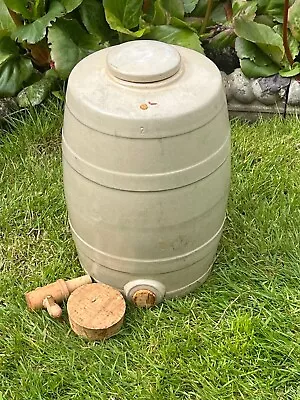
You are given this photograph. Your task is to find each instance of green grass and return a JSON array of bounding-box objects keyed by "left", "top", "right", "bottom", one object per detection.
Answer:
[{"left": 1, "top": 102, "right": 300, "bottom": 400}]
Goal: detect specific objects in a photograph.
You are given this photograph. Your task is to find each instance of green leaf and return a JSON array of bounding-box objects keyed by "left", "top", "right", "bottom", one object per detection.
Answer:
[
  {"left": 103, "top": 0, "right": 143, "bottom": 31},
  {"left": 160, "top": 0, "right": 184, "bottom": 19},
  {"left": 183, "top": 0, "right": 198, "bottom": 13},
  {"left": 235, "top": 37, "right": 274, "bottom": 66},
  {"left": 80, "top": 0, "right": 110, "bottom": 40},
  {"left": 12, "top": 1, "right": 65, "bottom": 44},
  {"left": 289, "top": 0, "right": 300, "bottom": 41},
  {"left": 0, "top": 36, "right": 19, "bottom": 65},
  {"left": 191, "top": 0, "right": 218, "bottom": 17},
  {"left": 4, "top": 0, "right": 32, "bottom": 19},
  {"left": 236, "top": 38, "right": 280, "bottom": 78},
  {"left": 240, "top": 58, "right": 279, "bottom": 77},
  {"left": 273, "top": 24, "right": 299, "bottom": 60},
  {"left": 234, "top": 18, "right": 284, "bottom": 64},
  {"left": 152, "top": 0, "right": 167, "bottom": 25},
  {"left": 152, "top": 0, "right": 185, "bottom": 25},
  {"left": 31, "top": 0, "right": 46, "bottom": 19},
  {"left": 209, "top": 29, "right": 236, "bottom": 49},
  {"left": 17, "top": 71, "right": 57, "bottom": 106},
  {"left": 103, "top": 0, "right": 146, "bottom": 37},
  {"left": 170, "top": 16, "right": 197, "bottom": 32},
  {"left": 254, "top": 14, "right": 275, "bottom": 27},
  {"left": 279, "top": 62, "right": 300, "bottom": 77},
  {"left": 232, "top": 0, "right": 257, "bottom": 21},
  {"left": 52, "top": 89, "right": 65, "bottom": 100},
  {"left": 0, "top": 0, "right": 15, "bottom": 34},
  {"left": 60, "top": 0, "right": 83, "bottom": 13},
  {"left": 23, "top": 69, "right": 43, "bottom": 85},
  {"left": 211, "top": 3, "right": 227, "bottom": 24},
  {"left": 48, "top": 18, "right": 102, "bottom": 79},
  {"left": 184, "top": 16, "right": 202, "bottom": 30},
  {"left": 257, "top": 0, "right": 283, "bottom": 19},
  {"left": 0, "top": 57, "right": 33, "bottom": 96},
  {"left": 146, "top": 24, "right": 204, "bottom": 53},
  {"left": 6, "top": 0, "right": 46, "bottom": 19}
]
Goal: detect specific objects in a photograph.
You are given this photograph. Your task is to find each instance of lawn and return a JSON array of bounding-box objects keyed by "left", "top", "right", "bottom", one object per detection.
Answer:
[{"left": 0, "top": 102, "right": 300, "bottom": 400}]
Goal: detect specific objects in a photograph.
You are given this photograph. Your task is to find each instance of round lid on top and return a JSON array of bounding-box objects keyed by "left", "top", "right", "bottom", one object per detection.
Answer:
[
  {"left": 66, "top": 41, "right": 226, "bottom": 138},
  {"left": 106, "top": 40, "right": 181, "bottom": 83}
]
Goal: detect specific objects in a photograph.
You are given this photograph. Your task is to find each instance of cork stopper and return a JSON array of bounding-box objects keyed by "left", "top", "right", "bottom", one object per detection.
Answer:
[
  {"left": 132, "top": 289, "right": 156, "bottom": 308},
  {"left": 67, "top": 283, "right": 126, "bottom": 340}
]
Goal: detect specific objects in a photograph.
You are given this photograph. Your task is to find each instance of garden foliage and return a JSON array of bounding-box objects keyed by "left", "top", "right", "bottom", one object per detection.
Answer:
[{"left": 0, "top": 0, "right": 299, "bottom": 105}]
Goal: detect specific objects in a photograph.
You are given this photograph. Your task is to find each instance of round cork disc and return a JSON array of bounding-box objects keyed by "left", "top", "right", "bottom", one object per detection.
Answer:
[{"left": 67, "top": 283, "right": 126, "bottom": 340}]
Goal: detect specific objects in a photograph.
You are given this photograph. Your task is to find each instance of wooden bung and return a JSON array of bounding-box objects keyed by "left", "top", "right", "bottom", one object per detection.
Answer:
[
  {"left": 132, "top": 289, "right": 156, "bottom": 308},
  {"left": 67, "top": 283, "right": 126, "bottom": 340}
]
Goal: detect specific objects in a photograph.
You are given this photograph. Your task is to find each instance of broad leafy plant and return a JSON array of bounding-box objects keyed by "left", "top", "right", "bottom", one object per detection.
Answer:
[{"left": 0, "top": 0, "right": 300, "bottom": 106}]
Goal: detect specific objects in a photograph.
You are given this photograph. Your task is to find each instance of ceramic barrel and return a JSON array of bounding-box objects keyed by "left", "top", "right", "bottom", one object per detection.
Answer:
[{"left": 62, "top": 40, "right": 230, "bottom": 304}]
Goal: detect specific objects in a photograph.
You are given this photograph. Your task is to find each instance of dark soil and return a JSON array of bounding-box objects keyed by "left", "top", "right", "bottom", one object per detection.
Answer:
[
  {"left": 204, "top": 46, "right": 240, "bottom": 74},
  {"left": 0, "top": 98, "right": 18, "bottom": 121}
]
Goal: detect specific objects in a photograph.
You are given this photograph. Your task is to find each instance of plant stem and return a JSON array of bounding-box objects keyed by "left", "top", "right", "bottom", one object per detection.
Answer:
[
  {"left": 224, "top": 0, "right": 233, "bottom": 21},
  {"left": 142, "top": 0, "right": 152, "bottom": 13},
  {"left": 200, "top": 0, "right": 213, "bottom": 34},
  {"left": 283, "top": 0, "right": 294, "bottom": 66}
]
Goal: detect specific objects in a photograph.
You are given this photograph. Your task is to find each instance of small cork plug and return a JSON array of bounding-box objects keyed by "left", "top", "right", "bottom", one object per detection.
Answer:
[
  {"left": 132, "top": 289, "right": 156, "bottom": 308},
  {"left": 25, "top": 275, "right": 92, "bottom": 318}
]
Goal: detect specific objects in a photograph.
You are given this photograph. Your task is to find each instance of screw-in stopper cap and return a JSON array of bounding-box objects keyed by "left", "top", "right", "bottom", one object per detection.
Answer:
[{"left": 106, "top": 40, "right": 181, "bottom": 83}]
